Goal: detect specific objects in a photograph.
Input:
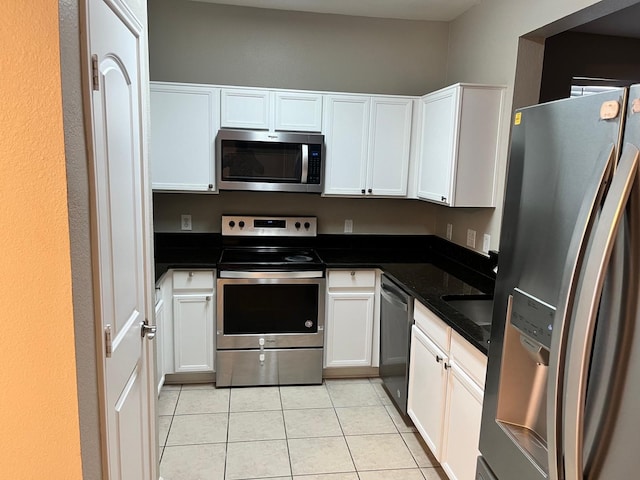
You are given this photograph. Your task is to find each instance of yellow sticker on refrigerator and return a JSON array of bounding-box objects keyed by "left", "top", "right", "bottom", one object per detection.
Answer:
[{"left": 514, "top": 112, "right": 522, "bottom": 125}]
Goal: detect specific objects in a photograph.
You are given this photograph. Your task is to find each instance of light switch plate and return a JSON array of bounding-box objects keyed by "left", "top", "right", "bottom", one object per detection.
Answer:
[
  {"left": 446, "top": 223, "right": 453, "bottom": 240},
  {"left": 344, "top": 219, "right": 353, "bottom": 233}
]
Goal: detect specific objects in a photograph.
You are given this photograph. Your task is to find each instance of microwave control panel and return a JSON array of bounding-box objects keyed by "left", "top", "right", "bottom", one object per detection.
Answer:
[{"left": 307, "top": 144, "right": 323, "bottom": 185}]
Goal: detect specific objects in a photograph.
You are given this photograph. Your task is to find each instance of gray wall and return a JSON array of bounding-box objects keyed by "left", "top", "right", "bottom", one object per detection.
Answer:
[
  {"left": 149, "top": 0, "right": 640, "bottom": 253},
  {"left": 439, "top": 0, "right": 640, "bottom": 252},
  {"left": 154, "top": 192, "right": 438, "bottom": 234},
  {"left": 148, "top": 0, "right": 450, "bottom": 237},
  {"left": 148, "top": 0, "right": 450, "bottom": 95}
]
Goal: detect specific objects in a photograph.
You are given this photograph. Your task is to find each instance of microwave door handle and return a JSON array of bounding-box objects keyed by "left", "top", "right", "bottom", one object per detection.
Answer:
[
  {"left": 301, "top": 144, "right": 309, "bottom": 183},
  {"left": 546, "top": 145, "right": 616, "bottom": 480},
  {"left": 563, "top": 145, "right": 639, "bottom": 480}
]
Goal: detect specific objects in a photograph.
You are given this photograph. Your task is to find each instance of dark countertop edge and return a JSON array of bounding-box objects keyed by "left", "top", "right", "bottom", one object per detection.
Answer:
[
  {"left": 155, "top": 260, "right": 489, "bottom": 355},
  {"left": 155, "top": 262, "right": 219, "bottom": 282},
  {"left": 153, "top": 233, "right": 495, "bottom": 354},
  {"left": 379, "top": 266, "right": 489, "bottom": 355}
]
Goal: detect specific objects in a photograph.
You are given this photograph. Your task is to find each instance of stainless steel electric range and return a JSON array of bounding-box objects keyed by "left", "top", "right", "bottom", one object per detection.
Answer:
[{"left": 215, "top": 215, "right": 325, "bottom": 387}]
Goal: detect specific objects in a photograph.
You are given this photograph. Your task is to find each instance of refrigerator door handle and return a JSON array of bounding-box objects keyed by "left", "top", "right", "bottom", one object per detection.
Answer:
[
  {"left": 563, "top": 145, "right": 639, "bottom": 480},
  {"left": 546, "top": 146, "right": 616, "bottom": 480}
]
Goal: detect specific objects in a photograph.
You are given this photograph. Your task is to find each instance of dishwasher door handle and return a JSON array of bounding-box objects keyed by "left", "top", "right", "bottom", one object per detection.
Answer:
[{"left": 380, "top": 287, "right": 408, "bottom": 312}]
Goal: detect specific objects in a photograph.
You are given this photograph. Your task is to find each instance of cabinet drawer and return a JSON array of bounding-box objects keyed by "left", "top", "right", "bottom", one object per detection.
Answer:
[
  {"left": 450, "top": 330, "right": 487, "bottom": 389},
  {"left": 414, "top": 300, "right": 450, "bottom": 352},
  {"left": 172, "top": 270, "right": 214, "bottom": 290},
  {"left": 328, "top": 270, "right": 376, "bottom": 289}
]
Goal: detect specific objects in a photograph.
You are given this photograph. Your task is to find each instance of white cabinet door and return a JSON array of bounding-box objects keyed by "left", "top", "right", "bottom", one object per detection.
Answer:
[
  {"left": 442, "top": 363, "right": 484, "bottom": 480},
  {"left": 416, "top": 83, "right": 504, "bottom": 207},
  {"left": 274, "top": 92, "right": 323, "bottom": 132},
  {"left": 417, "top": 87, "right": 457, "bottom": 204},
  {"left": 150, "top": 83, "right": 219, "bottom": 191},
  {"left": 368, "top": 98, "right": 413, "bottom": 196},
  {"left": 323, "top": 95, "right": 370, "bottom": 195},
  {"left": 408, "top": 324, "right": 449, "bottom": 460},
  {"left": 220, "top": 88, "right": 270, "bottom": 129},
  {"left": 173, "top": 294, "right": 214, "bottom": 373},
  {"left": 325, "top": 291, "right": 375, "bottom": 367}
]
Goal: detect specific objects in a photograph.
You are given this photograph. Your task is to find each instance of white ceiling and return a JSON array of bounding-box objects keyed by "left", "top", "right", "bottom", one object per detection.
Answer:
[{"left": 191, "top": 0, "right": 481, "bottom": 21}]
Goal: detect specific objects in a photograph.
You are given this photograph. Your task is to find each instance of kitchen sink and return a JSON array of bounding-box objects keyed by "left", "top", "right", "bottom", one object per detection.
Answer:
[{"left": 441, "top": 294, "right": 494, "bottom": 327}]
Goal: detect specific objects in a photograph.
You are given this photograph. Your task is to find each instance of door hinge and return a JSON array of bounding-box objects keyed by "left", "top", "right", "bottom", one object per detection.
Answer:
[
  {"left": 105, "top": 324, "right": 112, "bottom": 358},
  {"left": 91, "top": 54, "right": 99, "bottom": 91}
]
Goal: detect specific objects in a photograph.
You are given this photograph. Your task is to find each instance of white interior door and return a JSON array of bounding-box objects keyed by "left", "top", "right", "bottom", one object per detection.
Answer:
[{"left": 87, "top": 0, "right": 155, "bottom": 478}]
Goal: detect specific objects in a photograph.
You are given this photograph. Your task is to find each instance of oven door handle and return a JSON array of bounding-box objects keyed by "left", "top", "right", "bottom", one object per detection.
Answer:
[{"left": 219, "top": 270, "right": 324, "bottom": 279}]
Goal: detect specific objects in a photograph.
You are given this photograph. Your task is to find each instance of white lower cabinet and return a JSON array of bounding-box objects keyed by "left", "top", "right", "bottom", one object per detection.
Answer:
[
  {"left": 169, "top": 270, "right": 215, "bottom": 373},
  {"left": 408, "top": 300, "right": 487, "bottom": 480},
  {"left": 155, "top": 272, "right": 173, "bottom": 390},
  {"left": 324, "top": 269, "right": 378, "bottom": 368},
  {"left": 442, "top": 360, "right": 484, "bottom": 480},
  {"left": 408, "top": 324, "right": 448, "bottom": 458}
]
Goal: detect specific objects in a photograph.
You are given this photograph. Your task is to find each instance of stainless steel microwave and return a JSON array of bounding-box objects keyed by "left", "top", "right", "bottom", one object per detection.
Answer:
[{"left": 216, "top": 129, "right": 324, "bottom": 193}]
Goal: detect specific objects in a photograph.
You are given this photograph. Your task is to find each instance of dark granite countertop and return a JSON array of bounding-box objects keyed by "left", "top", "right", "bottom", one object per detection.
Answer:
[
  {"left": 317, "top": 249, "right": 493, "bottom": 354},
  {"left": 154, "top": 233, "right": 495, "bottom": 354}
]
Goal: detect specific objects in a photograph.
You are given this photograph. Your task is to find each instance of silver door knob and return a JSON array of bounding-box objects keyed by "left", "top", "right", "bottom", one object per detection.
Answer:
[{"left": 141, "top": 321, "right": 157, "bottom": 340}]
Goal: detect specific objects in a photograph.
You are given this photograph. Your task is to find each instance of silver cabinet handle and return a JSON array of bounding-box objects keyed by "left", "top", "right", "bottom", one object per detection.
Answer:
[
  {"left": 189, "top": 272, "right": 194, "bottom": 277},
  {"left": 206, "top": 296, "right": 211, "bottom": 302},
  {"left": 350, "top": 271, "right": 356, "bottom": 277},
  {"left": 563, "top": 145, "right": 639, "bottom": 480},
  {"left": 546, "top": 145, "right": 616, "bottom": 480}
]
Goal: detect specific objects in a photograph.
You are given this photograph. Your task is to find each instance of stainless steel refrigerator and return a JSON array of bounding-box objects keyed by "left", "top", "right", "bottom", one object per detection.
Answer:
[{"left": 477, "top": 86, "right": 640, "bottom": 480}]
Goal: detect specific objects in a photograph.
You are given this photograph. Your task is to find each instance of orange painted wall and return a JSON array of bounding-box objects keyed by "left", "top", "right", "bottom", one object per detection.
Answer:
[{"left": 0, "top": 1, "right": 83, "bottom": 478}]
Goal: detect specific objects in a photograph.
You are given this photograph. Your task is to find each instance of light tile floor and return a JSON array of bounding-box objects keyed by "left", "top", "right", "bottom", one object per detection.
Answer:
[{"left": 158, "top": 378, "right": 448, "bottom": 480}]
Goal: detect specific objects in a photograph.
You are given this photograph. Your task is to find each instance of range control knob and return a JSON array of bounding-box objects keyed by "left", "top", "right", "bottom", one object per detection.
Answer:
[
  {"left": 295, "top": 222, "right": 301, "bottom": 229},
  {"left": 238, "top": 221, "right": 245, "bottom": 228},
  {"left": 228, "top": 220, "right": 235, "bottom": 228},
  {"left": 304, "top": 222, "right": 311, "bottom": 229}
]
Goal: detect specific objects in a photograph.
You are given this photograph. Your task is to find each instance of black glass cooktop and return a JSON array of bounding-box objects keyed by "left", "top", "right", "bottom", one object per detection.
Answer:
[{"left": 219, "top": 247, "right": 323, "bottom": 269}]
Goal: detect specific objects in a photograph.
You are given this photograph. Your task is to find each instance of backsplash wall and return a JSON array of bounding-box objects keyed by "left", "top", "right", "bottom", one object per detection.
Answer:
[{"left": 153, "top": 192, "right": 438, "bottom": 234}]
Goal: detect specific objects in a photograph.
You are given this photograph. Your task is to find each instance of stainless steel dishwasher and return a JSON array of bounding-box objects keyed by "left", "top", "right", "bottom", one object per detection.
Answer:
[{"left": 379, "top": 274, "right": 414, "bottom": 415}]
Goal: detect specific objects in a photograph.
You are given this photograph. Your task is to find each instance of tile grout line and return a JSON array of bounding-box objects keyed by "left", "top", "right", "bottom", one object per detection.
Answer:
[
  {"left": 279, "top": 386, "right": 295, "bottom": 479},
  {"left": 159, "top": 384, "right": 182, "bottom": 465}
]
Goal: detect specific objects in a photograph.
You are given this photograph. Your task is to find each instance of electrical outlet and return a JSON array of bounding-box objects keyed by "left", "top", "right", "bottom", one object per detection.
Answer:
[
  {"left": 483, "top": 234, "right": 491, "bottom": 253},
  {"left": 181, "top": 214, "right": 192, "bottom": 231},
  {"left": 466, "top": 229, "right": 476, "bottom": 248},
  {"left": 446, "top": 223, "right": 453, "bottom": 240},
  {"left": 344, "top": 219, "right": 353, "bottom": 233}
]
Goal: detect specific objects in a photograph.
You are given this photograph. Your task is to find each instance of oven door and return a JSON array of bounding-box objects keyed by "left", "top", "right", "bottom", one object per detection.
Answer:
[{"left": 217, "top": 272, "right": 325, "bottom": 349}]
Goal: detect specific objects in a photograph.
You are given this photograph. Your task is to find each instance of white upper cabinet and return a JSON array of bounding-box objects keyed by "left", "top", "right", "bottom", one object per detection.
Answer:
[
  {"left": 274, "top": 92, "right": 323, "bottom": 132},
  {"left": 150, "top": 82, "right": 219, "bottom": 192},
  {"left": 220, "top": 88, "right": 270, "bottom": 130},
  {"left": 221, "top": 87, "right": 323, "bottom": 132},
  {"left": 368, "top": 98, "right": 413, "bottom": 196},
  {"left": 324, "top": 94, "right": 413, "bottom": 197},
  {"left": 416, "top": 84, "right": 505, "bottom": 207},
  {"left": 323, "top": 95, "right": 371, "bottom": 196}
]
